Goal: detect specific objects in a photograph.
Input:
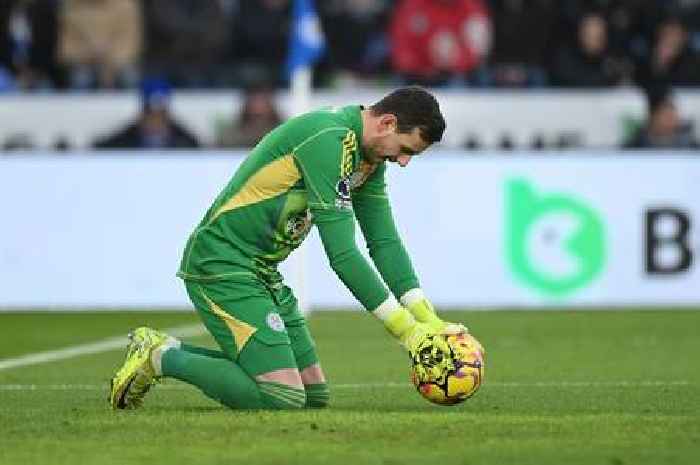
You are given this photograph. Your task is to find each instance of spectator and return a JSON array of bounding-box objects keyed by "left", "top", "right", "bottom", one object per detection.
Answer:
[
  {"left": 550, "top": 11, "right": 631, "bottom": 87},
  {"left": 677, "top": 0, "right": 700, "bottom": 30},
  {"left": 93, "top": 79, "right": 200, "bottom": 150},
  {"left": 0, "top": 67, "right": 14, "bottom": 91},
  {"left": 317, "top": 0, "right": 395, "bottom": 79},
  {"left": 58, "top": 0, "right": 142, "bottom": 90},
  {"left": 482, "top": 0, "right": 557, "bottom": 87},
  {"left": 624, "top": 86, "right": 699, "bottom": 149},
  {"left": 216, "top": 85, "right": 284, "bottom": 148},
  {"left": 2, "top": 132, "right": 35, "bottom": 151},
  {"left": 230, "top": 0, "right": 291, "bottom": 87},
  {"left": 557, "top": 1, "right": 669, "bottom": 57},
  {"left": 389, "top": 0, "right": 492, "bottom": 87},
  {"left": 599, "top": 0, "right": 668, "bottom": 58},
  {"left": 635, "top": 17, "right": 700, "bottom": 88},
  {"left": 143, "top": 0, "right": 234, "bottom": 88},
  {"left": 0, "top": 0, "right": 62, "bottom": 91}
]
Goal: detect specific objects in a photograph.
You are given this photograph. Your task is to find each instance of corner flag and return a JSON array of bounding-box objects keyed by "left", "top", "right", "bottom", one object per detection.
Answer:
[{"left": 285, "top": 0, "right": 326, "bottom": 78}]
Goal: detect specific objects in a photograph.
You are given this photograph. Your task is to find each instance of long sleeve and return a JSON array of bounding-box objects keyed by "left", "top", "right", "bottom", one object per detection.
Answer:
[
  {"left": 294, "top": 128, "right": 391, "bottom": 310},
  {"left": 352, "top": 163, "right": 420, "bottom": 299},
  {"left": 314, "top": 209, "right": 391, "bottom": 310}
]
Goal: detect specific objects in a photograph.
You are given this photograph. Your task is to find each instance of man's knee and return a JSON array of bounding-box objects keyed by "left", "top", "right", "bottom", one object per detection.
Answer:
[
  {"left": 300, "top": 363, "right": 326, "bottom": 385},
  {"left": 304, "top": 383, "right": 330, "bottom": 408},
  {"left": 299, "top": 363, "right": 329, "bottom": 408},
  {"left": 255, "top": 369, "right": 306, "bottom": 410}
]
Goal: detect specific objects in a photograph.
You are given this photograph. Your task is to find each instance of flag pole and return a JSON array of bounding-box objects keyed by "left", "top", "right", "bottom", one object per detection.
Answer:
[
  {"left": 286, "top": 0, "right": 325, "bottom": 315},
  {"left": 291, "top": 67, "right": 312, "bottom": 316},
  {"left": 286, "top": 0, "right": 325, "bottom": 316},
  {"left": 291, "top": 67, "right": 312, "bottom": 115}
]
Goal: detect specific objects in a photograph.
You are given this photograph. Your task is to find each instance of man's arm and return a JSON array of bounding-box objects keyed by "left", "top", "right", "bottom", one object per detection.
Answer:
[
  {"left": 293, "top": 128, "right": 391, "bottom": 311},
  {"left": 352, "top": 162, "right": 420, "bottom": 300},
  {"left": 293, "top": 127, "right": 464, "bottom": 349},
  {"left": 312, "top": 206, "right": 443, "bottom": 352},
  {"left": 353, "top": 163, "right": 468, "bottom": 334}
]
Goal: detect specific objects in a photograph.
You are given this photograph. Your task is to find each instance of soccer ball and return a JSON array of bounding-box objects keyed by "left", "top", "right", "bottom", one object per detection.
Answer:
[{"left": 410, "top": 332, "right": 485, "bottom": 405}]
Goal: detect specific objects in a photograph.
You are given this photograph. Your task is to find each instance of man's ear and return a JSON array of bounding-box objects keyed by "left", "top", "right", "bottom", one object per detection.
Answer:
[{"left": 377, "top": 114, "right": 397, "bottom": 135}]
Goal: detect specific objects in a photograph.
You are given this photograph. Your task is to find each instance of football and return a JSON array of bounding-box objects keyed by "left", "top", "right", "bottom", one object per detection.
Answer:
[{"left": 410, "top": 332, "right": 485, "bottom": 405}]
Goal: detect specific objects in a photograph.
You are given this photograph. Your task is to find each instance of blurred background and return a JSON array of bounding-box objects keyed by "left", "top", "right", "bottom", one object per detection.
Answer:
[{"left": 0, "top": 0, "right": 698, "bottom": 310}]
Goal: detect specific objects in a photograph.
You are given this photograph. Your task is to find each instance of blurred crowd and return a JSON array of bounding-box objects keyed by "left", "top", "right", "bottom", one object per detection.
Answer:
[
  {"left": 1, "top": 0, "right": 699, "bottom": 150},
  {"left": 90, "top": 78, "right": 284, "bottom": 150},
  {"left": 1, "top": 0, "right": 700, "bottom": 91}
]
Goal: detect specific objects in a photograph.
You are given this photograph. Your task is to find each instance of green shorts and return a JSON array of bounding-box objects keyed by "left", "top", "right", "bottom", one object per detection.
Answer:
[{"left": 184, "top": 275, "right": 319, "bottom": 377}]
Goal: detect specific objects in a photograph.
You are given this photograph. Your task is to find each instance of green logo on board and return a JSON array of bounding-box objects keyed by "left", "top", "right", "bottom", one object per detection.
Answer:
[{"left": 505, "top": 179, "right": 606, "bottom": 297}]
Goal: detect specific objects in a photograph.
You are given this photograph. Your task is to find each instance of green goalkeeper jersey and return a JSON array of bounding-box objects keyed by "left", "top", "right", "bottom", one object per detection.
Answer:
[{"left": 177, "top": 105, "right": 419, "bottom": 311}]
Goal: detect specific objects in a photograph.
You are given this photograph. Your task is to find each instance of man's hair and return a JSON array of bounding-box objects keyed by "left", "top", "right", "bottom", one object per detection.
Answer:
[{"left": 369, "top": 86, "right": 446, "bottom": 144}]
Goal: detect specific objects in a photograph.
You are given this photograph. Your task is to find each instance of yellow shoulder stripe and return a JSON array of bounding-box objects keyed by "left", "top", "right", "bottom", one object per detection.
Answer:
[
  {"left": 210, "top": 154, "right": 301, "bottom": 222},
  {"left": 341, "top": 130, "right": 356, "bottom": 178}
]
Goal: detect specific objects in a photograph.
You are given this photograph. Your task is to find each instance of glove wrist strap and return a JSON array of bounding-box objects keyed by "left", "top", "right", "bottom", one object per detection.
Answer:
[
  {"left": 402, "top": 289, "right": 442, "bottom": 327},
  {"left": 400, "top": 288, "right": 425, "bottom": 307},
  {"left": 372, "top": 296, "right": 416, "bottom": 341},
  {"left": 384, "top": 307, "right": 416, "bottom": 341}
]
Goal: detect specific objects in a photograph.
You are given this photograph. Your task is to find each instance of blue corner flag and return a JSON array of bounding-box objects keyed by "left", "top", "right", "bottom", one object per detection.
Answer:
[{"left": 285, "top": 0, "right": 326, "bottom": 78}]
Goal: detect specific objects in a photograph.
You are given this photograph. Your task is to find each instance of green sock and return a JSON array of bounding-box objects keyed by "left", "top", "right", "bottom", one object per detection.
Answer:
[
  {"left": 162, "top": 348, "right": 306, "bottom": 410},
  {"left": 304, "top": 383, "right": 330, "bottom": 408},
  {"left": 180, "top": 343, "right": 229, "bottom": 360}
]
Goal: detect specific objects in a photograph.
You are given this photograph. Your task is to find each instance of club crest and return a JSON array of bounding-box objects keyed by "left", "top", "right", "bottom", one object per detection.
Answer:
[
  {"left": 266, "top": 312, "right": 285, "bottom": 332},
  {"left": 285, "top": 209, "right": 313, "bottom": 241}
]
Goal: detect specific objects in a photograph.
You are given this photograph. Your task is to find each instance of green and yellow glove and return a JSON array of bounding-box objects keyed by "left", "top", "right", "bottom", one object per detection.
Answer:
[
  {"left": 380, "top": 305, "right": 434, "bottom": 353},
  {"left": 402, "top": 290, "right": 468, "bottom": 335},
  {"left": 373, "top": 291, "right": 469, "bottom": 353}
]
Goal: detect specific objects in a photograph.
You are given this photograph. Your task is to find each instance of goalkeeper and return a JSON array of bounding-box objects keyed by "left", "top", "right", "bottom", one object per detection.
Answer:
[{"left": 109, "top": 86, "right": 468, "bottom": 410}]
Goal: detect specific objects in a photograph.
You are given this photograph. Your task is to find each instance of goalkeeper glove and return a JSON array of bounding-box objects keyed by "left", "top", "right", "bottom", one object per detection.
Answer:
[
  {"left": 403, "top": 293, "right": 468, "bottom": 335},
  {"left": 381, "top": 306, "right": 435, "bottom": 354}
]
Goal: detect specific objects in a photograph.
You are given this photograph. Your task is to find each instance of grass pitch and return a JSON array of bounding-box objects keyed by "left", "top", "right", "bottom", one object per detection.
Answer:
[{"left": 0, "top": 309, "right": 698, "bottom": 465}]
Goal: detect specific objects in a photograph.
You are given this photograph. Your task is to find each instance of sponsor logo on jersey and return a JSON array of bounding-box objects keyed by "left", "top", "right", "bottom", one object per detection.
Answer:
[
  {"left": 285, "top": 209, "right": 313, "bottom": 241},
  {"left": 266, "top": 312, "right": 285, "bottom": 332}
]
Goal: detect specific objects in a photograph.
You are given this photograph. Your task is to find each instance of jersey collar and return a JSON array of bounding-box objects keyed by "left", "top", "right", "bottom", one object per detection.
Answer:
[{"left": 347, "top": 105, "right": 365, "bottom": 162}]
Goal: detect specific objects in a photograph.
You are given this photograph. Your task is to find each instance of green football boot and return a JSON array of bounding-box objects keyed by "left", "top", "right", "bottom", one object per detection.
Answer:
[{"left": 108, "top": 327, "right": 171, "bottom": 410}]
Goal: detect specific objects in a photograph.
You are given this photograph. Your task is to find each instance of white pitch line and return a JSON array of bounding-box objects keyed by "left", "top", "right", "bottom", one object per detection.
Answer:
[
  {"left": 336, "top": 380, "right": 693, "bottom": 388},
  {"left": 0, "top": 331, "right": 694, "bottom": 390},
  {"left": 0, "top": 380, "right": 692, "bottom": 392},
  {"left": 0, "top": 324, "right": 205, "bottom": 371}
]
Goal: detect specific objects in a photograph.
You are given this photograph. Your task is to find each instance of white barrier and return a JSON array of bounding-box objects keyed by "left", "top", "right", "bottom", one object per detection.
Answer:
[
  {"left": 0, "top": 151, "right": 698, "bottom": 309},
  {"left": 1, "top": 89, "right": 699, "bottom": 150}
]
